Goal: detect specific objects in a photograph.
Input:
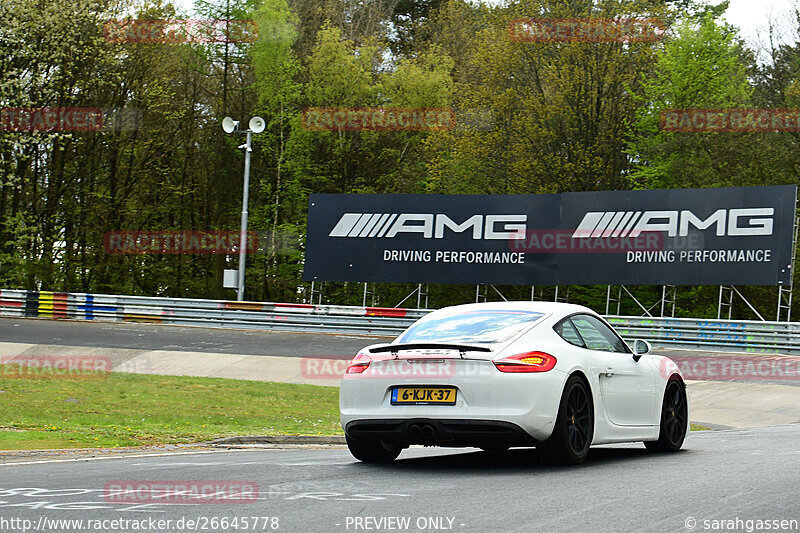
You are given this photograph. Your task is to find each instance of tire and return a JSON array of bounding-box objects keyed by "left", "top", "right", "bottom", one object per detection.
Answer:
[
  {"left": 345, "top": 435, "right": 401, "bottom": 463},
  {"left": 645, "top": 376, "right": 688, "bottom": 453},
  {"left": 539, "top": 374, "right": 593, "bottom": 465}
]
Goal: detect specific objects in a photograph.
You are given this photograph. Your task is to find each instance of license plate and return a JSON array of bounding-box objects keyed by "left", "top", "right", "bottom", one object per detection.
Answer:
[{"left": 391, "top": 387, "right": 456, "bottom": 405}]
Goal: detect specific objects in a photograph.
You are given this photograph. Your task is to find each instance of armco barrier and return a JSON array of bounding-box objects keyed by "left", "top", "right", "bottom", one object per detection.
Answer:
[
  {"left": 0, "top": 289, "right": 425, "bottom": 336},
  {"left": 605, "top": 316, "right": 800, "bottom": 356},
  {"left": 1, "top": 289, "right": 798, "bottom": 355}
]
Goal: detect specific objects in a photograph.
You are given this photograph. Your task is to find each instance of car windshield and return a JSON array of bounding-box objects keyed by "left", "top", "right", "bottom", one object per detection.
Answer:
[{"left": 397, "top": 310, "right": 545, "bottom": 344}]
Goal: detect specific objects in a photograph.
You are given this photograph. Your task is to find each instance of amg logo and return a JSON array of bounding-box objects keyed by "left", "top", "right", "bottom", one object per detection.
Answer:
[
  {"left": 329, "top": 213, "right": 527, "bottom": 240},
  {"left": 571, "top": 209, "right": 775, "bottom": 238}
]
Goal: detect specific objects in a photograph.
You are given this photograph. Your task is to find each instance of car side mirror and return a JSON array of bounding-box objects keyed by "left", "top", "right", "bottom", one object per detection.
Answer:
[{"left": 631, "top": 339, "right": 651, "bottom": 362}]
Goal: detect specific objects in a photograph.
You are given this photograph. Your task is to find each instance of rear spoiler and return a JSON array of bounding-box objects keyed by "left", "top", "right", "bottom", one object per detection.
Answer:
[{"left": 368, "top": 343, "right": 493, "bottom": 358}]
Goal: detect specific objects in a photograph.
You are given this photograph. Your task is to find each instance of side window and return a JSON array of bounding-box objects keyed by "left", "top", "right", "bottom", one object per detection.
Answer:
[
  {"left": 554, "top": 319, "right": 585, "bottom": 348},
  {"left": 570, "top": 315, "right": 629, "bottom": 353}
]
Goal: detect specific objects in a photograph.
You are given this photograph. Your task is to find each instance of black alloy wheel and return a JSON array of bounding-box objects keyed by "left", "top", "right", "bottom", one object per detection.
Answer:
[
  {"left": 540, "top": 375, "right": 593, "bottom": 465},
  {"left": 566, "top": 381, "right": 592, "bottom": 455},
  {"left": 645, "top": 377, "right": 688, "bottom": 452}
]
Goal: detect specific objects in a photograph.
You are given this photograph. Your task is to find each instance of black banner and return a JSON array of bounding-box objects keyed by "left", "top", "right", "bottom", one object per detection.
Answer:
[{"left": 303, "top": 185, "right": 797, "bottom": 286}]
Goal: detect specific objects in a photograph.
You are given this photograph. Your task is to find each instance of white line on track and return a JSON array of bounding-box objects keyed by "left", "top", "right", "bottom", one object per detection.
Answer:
[{"left": 0, "top": 449, "right": 244, "bottom": 467}]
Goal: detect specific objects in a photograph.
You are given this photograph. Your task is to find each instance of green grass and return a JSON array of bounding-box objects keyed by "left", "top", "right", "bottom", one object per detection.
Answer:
[
  {"left": 0, "top": 366, "right": 340, "bottom": 450},
  {"left": 0, "top": 365, "right": 713, "bottom": 451},
  {"left": 690, "top": 423, "right": 710, "bottom": 431}
]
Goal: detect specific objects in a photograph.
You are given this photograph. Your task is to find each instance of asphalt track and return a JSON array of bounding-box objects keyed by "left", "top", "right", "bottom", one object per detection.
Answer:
[
  {"left": 0, "top": 426, "right": 798, "bottom": 533},
  {"left": 0, "top": 317, "right": 383, "bottom": 357},
  {"left": 0, "top": 316, "right": 774, "bottom": 363}
]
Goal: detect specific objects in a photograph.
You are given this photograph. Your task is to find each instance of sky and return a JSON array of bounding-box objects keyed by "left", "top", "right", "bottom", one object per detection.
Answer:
[
  {"left": 173, "top": 0, "right": 800, "bottom": 56},
  {"left": 724, "top": 0, "right": 799, "bottom": 56}
]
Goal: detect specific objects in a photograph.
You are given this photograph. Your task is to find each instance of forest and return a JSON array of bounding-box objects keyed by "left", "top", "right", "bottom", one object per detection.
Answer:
[{"left": 1, "top": 0, "right": 799, "bottom": 319}]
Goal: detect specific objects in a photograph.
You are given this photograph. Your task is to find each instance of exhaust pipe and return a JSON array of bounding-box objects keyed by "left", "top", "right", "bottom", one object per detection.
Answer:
[
  {"left": 408, "top": 424, "right": 422, "bottom": 440},
  {"left": 421, "top": 425, "right": 435, "bottom": 440}
]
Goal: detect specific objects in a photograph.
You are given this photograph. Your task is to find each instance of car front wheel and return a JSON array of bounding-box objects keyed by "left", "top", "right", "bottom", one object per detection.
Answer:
[{"left": 645, "top": 377, "right": 688, "bottom": 452}]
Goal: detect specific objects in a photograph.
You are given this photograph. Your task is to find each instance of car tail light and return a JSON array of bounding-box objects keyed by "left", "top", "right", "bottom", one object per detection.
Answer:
[
  {"left": 494, "top": 351, "right": 557, "bottom": 373},
  {"left": 346, "top": 353, "right": 372, "bottom": 374}
]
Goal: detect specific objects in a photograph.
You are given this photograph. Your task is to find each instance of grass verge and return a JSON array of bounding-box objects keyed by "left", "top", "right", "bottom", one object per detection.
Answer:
[
  {"left": 0, "top": 366, "right": 340, "bottom": 450},
  {"left": 0, "top": 365, "right": 711, "bottom": 450}
]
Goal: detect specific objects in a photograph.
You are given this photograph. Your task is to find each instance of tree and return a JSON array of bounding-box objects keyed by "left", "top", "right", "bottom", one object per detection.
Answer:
[
  {"left": 424, "top": 0, "right": 669, "bottom": 194},
  {"left": 389, "top": 0, "right": 445, "bottom": 57},
  {"left": 250, "top": 0, "right": 303, "bottom": 301},
  {"left": 625, "top": 12, "right": 756, "bottom": 190}
]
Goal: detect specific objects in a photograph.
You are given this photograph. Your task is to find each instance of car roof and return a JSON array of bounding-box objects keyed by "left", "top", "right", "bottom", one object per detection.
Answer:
[{"left": 423, "top": 301, "right": 595, "bottom": 317}]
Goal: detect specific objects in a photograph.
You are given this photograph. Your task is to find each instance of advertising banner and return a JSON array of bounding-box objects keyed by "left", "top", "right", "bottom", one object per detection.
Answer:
[{"left": 303, "top": 185, "right": 797, "bottom": 286}]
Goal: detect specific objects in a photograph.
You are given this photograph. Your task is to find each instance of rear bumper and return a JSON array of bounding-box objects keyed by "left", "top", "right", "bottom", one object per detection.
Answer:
[
  {"left": 345, "top": 418, "right": 537, "bottom": 448},
  {"left": 339, "top": 362, "right": 566, "bottom": 442}
]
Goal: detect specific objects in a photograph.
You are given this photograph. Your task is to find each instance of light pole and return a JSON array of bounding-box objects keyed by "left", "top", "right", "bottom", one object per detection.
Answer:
[{"left": 222, "top": 116, "right": 266, "bottom": 301}]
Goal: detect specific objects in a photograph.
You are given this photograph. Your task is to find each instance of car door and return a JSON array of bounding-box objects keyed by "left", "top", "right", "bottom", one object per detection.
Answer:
[{"left": 568, "top": 315, "right": 656, "bottom": 426}]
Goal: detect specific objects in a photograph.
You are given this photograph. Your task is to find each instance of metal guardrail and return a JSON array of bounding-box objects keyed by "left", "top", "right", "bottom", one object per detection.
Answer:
[
  {"left": 606, "top": 316, "right": 800, "bottom": 356},
  {"left": 1, "top": 289, "right": 799, "bottom": 355},
  {"left": 0, "top": 289, "right": 425, "bottom": 336}
]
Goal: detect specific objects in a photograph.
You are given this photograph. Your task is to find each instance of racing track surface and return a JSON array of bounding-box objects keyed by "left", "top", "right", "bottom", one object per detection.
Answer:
[
  {"left": 0, "top": 317, "right": 383, "bottom": 357},
  {"left": 1, "top": 425, "right": 798, "bottom": 533},
  {"left": 0, "top": 317, "right": 764, "bottom": 363}
]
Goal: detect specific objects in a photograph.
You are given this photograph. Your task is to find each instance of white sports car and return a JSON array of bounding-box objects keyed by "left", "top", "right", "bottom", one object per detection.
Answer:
[{"left": 340, "top": 301, "right": 688, "bottom": 464}]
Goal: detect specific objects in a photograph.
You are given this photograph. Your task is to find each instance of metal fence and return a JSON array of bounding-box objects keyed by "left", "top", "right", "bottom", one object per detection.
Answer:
[
  {"left": 2, "top": 289, "right": 799, "bottom": 355},
  {"left": 605, "top": 316, "right": 800, "bottom": 356},
  {"left": 0, "top": 289, "right": 424, "bottom": 336}
]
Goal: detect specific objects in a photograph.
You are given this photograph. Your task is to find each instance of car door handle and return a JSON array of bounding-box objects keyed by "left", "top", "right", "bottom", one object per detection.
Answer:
[{"left": 603, "top": 366, "right": 615, "bottom": 377}]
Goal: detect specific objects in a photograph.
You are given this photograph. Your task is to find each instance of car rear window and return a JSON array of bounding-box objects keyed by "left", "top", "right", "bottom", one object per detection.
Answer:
[{"left": 397, "top": 310, "right": 545, "bottom": 344}]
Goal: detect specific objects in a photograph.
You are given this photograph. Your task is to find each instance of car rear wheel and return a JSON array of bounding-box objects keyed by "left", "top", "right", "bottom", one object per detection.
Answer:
[
  {"left": 645, "top": 377, "right": 687, "bottom": 452},
  {"left": 345, "top": 435, "right": 401, "bottom": 463},
  {"left": 539, "top": 375, "right": 593, "bottom": 465}
]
